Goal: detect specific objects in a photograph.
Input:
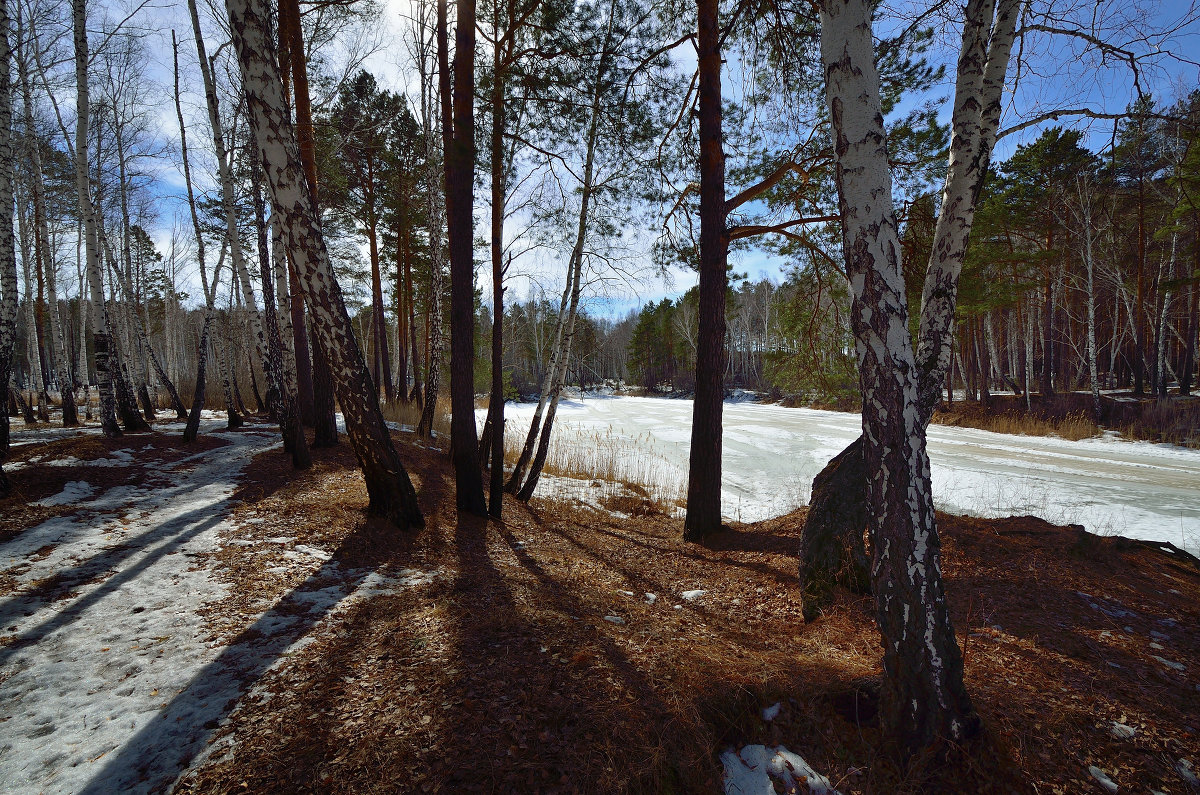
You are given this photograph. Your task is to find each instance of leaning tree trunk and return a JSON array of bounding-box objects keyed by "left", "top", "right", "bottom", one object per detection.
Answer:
[
  {"left": 683, "top": 0, "right": 729, "bottom": 542},
  {"left": 514, "top": 253, "right": 583, "bottom": 503},
  {"left": 0, "top": 0, "right": 16, "bottom": 496},
  {"left": 798, "top": 0, "right": 1018, "bottom": 617},
  {"left": 819, "top": 0, "right": 978, "bottom": 749},
  {"left": 224, "top": 0, "right": 423, "bottom": 530},
  {"left": 71, "top": 0, "right": 119, "bottom": 437},
  {"left": 506, "top": 14, "right": 608, "bottom": 497}
]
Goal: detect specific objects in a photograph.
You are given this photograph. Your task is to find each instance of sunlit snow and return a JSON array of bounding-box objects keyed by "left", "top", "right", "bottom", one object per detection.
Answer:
[{"left": 500, "top": 395, "right": 1200, "bottom": 552}]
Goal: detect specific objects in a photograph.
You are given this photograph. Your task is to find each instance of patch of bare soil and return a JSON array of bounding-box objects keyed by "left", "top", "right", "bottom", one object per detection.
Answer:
[{"left": 169, "top": 433, "right": 1199, "bottom": 794}]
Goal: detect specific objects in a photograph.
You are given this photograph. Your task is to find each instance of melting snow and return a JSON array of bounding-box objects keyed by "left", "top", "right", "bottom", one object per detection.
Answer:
[
  {"left": 1088, "top": 765, "right": 1118, "bottom": 793},
  {"left": 0, "top": 421, "right": 438, "bottom": 794},
  {"left": 34, "top": 480, "right": 96, "bottom": 506},
  {"left": 722, "top": 744, "right": 838, "bottom": 795}
]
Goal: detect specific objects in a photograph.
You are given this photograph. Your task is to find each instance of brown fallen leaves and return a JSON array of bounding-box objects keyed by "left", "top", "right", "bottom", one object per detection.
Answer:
[{"left": 10, "top": 422, "right": 1196, "bottom": 793}]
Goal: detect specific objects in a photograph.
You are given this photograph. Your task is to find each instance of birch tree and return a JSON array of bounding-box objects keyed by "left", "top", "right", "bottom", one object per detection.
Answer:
[
  {"left": 0, "top": 0, "right": 17, "bottom": 496},
  {"left": 409, "top": 0, "right": 445, "bottom": 440},
  {"left": 72, "top": 0, "right": 119, "bottom": 436},
  {"left": 223, "top": 0, "right": 424, "bottom": 530},
  {"left": 174, "top": 30, "right": 226, "bottom": 444},
  {"left": 15, "top": 1, "right": 76, "bottom": 426},
  {"left": 799, "top": 0, "right": 1018, "bottom": 617},
  {"left": 818, "top": 0, "right": 978, "bottom": 749}
]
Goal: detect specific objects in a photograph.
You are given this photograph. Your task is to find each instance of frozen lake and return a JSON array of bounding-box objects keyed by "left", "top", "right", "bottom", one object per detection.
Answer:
[{"left": 501, "top": 395, "right": 1200, "bottom": 552}]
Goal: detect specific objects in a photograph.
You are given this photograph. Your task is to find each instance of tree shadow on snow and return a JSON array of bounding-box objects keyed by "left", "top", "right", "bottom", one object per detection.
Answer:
[{"left": 75, "top": 518, "right": 402, "bottom": 793}]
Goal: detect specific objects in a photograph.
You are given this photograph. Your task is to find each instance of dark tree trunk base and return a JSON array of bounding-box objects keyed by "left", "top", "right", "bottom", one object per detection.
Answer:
[
  {"left": 61, "top": 387, "right": 79, "bottom": 426},
  {"left": 311, "top": 343, "right": 338, "bottom": 448},
  {"left": 798, "top": 435, "right": 871, "bottom": 621},
  {"left": 138, "top": 384, "right": 157, "bottom": 422}
]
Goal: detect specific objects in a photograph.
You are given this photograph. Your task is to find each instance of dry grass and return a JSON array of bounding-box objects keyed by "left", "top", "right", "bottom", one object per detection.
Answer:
[
  {"left": 935, "top": 406, "right": 1100, "bottom": 441},
  {"left": 381, "top": 394, "right": 452, "bottom": 443},
  {"left": 502, "top": 421, "right": 686, "bottom": 512},
  {"left": 163, "top": 432, "right": 1199, "bottom": 794},
  {"left": 1118, "top": 398, "right": 1200, "bottom": 448}
]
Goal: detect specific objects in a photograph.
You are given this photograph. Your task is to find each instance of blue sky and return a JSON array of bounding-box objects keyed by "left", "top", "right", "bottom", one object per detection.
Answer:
[{"left": 67, "top": 0, "right": 1200, "bottom": 317}]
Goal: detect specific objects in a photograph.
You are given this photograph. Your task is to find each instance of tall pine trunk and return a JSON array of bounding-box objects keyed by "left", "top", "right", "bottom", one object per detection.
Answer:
[
  {"left": 683, "top": 0, "right": 729, "bottom": 542},
  {"left": 444, "top": 0, "right": 486, "bottom": 514},
  {"left": 279, "top": 0, "right": 335, "bottom": 444},
  {"left": 486, "top": 33, "right": 506, "bottom": 518}
]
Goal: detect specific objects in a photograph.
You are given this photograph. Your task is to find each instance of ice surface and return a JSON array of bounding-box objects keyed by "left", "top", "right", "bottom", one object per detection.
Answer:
[{"left": 497, "top": 396, "right": 1200, "bottom": 552}]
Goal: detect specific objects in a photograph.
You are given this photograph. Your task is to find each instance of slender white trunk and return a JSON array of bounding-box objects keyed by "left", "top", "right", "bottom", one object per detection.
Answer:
[
  {"left": 915, "top": 0, "right": 1019, "bottom": 418},
  {"left": 188, "top": 0, "right": 269, "bottom": 373}
]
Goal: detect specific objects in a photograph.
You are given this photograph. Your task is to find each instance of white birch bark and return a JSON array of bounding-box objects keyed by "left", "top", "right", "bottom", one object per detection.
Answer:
[
  {"left": 223, "top": 0, "right": 423, "bottom": 529},
  {"left": 915, "top": 0, "right": 1019, "bottom": 419},
  {"left": 15, "top": 10, "right": 75, "bottom": 424},
  {"left": 509, "top": 5, "right": 612, "bottom": 497},
  {"left": 0, "top": 0, "right": 18, "bottom": 485},
  {"left": 820, "top": 0, "right": 976, "bottom": 746},
  {"left": 71, "top": 0, "right": 119, "bottom": 436},
  {"left": 187, "top": 0, "right": 269, "bottom": 373},
  {"left": 271, "top": 214, "right": 300, "bottom": 400}
]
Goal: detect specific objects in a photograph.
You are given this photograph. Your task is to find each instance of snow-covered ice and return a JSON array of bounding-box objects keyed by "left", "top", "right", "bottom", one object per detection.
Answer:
[{"left": 500, "top": 396, "right": 1200, "bottom": 552}]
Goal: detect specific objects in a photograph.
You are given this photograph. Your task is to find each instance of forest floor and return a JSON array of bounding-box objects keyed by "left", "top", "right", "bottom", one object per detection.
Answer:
[{"left": 1, "top": 417, "right": 1198, "bottom": 794}]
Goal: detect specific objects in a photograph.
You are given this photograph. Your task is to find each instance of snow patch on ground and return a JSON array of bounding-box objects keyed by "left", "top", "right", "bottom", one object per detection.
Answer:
[
  {"left": 34, "top": 480, "right": 96, "bottom": 506},
  {"left": 0, "top": 419, "right": 444, "bottom": 794},
  {"left": 722, "top": 744, "right": 839, "bottom": 795}
]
